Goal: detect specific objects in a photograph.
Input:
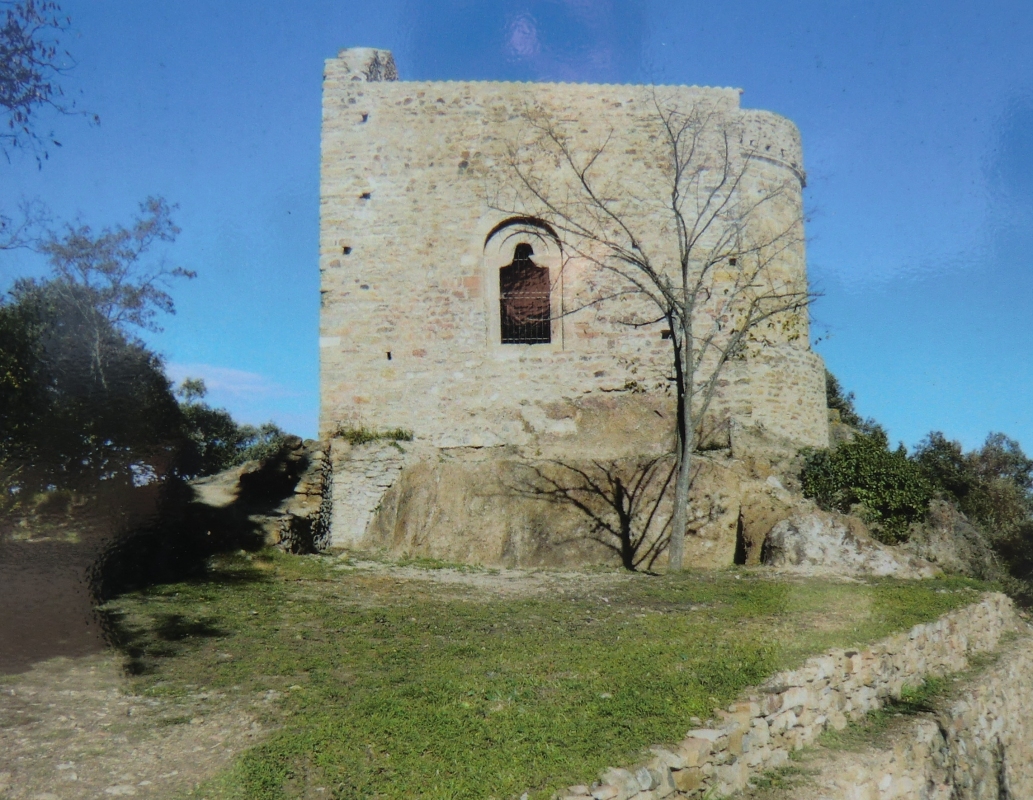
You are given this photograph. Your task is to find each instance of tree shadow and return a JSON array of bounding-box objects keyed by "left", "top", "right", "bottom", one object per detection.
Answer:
[
  {"left": 85, "top": 444, "right": 320, "bottom": 674},
  {"left": 511, "top": 456, "right": 675, "bottom": 572},
  {"left": 89, "top": 479, "right": 263, "bottom": 603},
  {"left": 99, "top": 604, "right": 235, "bottom": 676}
]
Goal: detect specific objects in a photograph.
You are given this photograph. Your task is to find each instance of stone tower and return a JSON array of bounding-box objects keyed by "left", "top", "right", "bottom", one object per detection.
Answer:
[{"left": 318, "top": 48, "right": 828, "bottom": 552}]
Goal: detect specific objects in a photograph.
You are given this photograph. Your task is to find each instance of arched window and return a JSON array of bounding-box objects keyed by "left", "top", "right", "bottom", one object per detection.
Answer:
[{"left": 500, "top": 243, "right": 551, "bottom": 344}]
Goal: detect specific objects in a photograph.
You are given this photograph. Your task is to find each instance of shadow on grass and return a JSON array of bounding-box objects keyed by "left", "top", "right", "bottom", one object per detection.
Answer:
[
  {"left": 87, "top": 445, "right": 317, "bottom": 670},
  {"left": 90, "top": 478, "right": 267, "bottom": 601},
  {"left": 97, "top": 561, "right": 264, "bottom": 676},
  {"left": 101, "top": 605, "right": 234, "bottom": 676},
  {"left": 93, "top": 439, "right": 316, "bottom": 601}
]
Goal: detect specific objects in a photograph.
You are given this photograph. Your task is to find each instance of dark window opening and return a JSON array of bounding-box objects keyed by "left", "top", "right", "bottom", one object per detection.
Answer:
[
  {"left": 500, "top": 243, "right": 551, "bottom": 344},
  {"left": 728, "top": 257, "right": 738, "bottom": 266},
  {"left": 360, "top": 113, "right": 369, "bottom": 122},
  {"left": 661, "top": 329, "right": 672, "bottom": 340},
  {"left": 386, "top": 351, "right": 392, "bottom": 360},
  {"left": 360, "top": 192, "right": 372, "bottom": 200},
  {"left": 342, "top": 245, "right": 352, "bottom": 255}
]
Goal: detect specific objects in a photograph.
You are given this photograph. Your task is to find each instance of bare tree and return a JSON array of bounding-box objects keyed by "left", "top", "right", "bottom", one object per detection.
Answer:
[
  {"left": 494, "top": 95, "right": 813, "bottom": 570},
  {"left": 25, "top": 196, "right": 194, "bottom": 387},
  {"left": 0, "top": 196, "right": 47, "bottom": 251},
  {"left": 1, "top": 0, "right": 96, "bottom": 164}
]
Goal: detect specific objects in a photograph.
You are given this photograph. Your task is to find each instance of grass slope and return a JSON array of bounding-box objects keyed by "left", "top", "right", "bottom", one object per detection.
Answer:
[{"left": 102, "top": 552, "right": 989, "bottom": 800}]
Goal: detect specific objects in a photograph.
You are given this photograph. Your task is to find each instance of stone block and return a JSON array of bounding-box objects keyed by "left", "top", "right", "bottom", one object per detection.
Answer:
[
  {"left": 780, "top": 686, "right": 810, "bottom": 712},
  {"left": 684, "top": 728, "right": 725, "bottom": 743},
  {"left": 728, "top": 700, "right": 760, "bottom": 717},
  {"left": 676, "top": 737, "right": 711, "bottom": 767},
  {"left": 713, "top": 760, "right": 748, "bottom": 795},
  {"left": 634, "top": 767, "right": 657, "bottom": 791},
  {"left": 724, "top": 723, "right": 745, "bottom": 756},
  {"left": 648, "top": 747, "right": 686, "bottom": 771},
  {"left": 652, "top": 766, "right": 676, "bottom": 798},
  {"left": 598, "top": 768, "right": 638, "bottom": 800},
  {"left": 672, "top": 767, "right": 703, "bottom": 794}
]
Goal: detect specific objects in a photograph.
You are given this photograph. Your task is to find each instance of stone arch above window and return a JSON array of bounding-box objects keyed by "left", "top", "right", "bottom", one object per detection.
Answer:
[{"left": 483, "top": 216, "right": 562, "bottom": 252}]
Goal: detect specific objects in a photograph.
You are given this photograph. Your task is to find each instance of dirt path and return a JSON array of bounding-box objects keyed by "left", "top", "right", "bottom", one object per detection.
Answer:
[
  {"left": 0, "top": 651, "right": 274, "bottom": 800},
  {"left": 336, "top": 557, "right": 636, "bottom": 597},
  {"left": 0, "top": 538, "right": 109, "bottom": 676}
]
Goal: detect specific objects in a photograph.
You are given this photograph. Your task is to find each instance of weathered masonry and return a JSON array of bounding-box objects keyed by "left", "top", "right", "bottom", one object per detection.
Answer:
[{"left": 319, "top": 48, "right": 829, "bottom": 549}]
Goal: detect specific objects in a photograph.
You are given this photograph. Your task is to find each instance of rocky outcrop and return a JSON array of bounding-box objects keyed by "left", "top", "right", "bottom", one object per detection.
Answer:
[
  {"left": 344, "top": 447, "right": 814, "bottom": 570},
  {"left": 737, "top": 479, "right": 796, "bottom": 566},
  {"left": 904, "top": 499, "right": 999, "bottom": 579},
  {"left": 556, "top": 593, "right": 1023, "bottom": 800},
  {"left": 762, "top": 509, "right": 940, "bottom": 579},
  {"left": 189, "top": 437, "right": 332, "bottom": 553}
]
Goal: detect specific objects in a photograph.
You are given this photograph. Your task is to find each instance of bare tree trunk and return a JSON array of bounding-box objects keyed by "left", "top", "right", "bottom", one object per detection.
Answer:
[
  {"left": 667, "top": 438, "right": 692, "bottom": 572},
  {"left": 667, "top": 323, "right": 694, "bottom": 572}
]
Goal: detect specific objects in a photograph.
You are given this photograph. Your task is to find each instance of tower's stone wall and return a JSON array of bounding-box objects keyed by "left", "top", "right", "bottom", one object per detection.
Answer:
[{"left": 319, "top": 48, "right": 828, "bottom": 458}]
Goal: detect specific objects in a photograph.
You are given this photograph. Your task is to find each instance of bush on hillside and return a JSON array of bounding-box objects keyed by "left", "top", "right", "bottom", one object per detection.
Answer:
[{"left": 801, "top": 427, "right": 934, "bottom": 543}]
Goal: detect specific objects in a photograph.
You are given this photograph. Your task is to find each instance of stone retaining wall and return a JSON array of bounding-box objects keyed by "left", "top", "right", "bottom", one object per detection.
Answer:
[
  {"left": 559, "top": 593, "right": 1020, "bottom": 800},
  {"left": 787, "top": 627, "right": 1033, "bottom": 799}
]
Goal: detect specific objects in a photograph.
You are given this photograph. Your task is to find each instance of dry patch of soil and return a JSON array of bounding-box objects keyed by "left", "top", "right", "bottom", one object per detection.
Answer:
[
  {"left": 337, "top": 557, "right": 636, "bottom": 597},
  {"left": 0, "top": 653, "right": 271, "bottom": 800}
]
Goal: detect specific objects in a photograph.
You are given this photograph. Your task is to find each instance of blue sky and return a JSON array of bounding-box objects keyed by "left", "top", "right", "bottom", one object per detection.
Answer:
[{"left": 2, "top": 0, "right": 1031, "bottom": 453}]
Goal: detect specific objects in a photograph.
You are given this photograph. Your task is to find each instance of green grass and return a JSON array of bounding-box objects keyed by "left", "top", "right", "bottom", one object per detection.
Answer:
[
  {"left": 335, "top": 426, "right": 414, "bottom": 446},
  {"left": 101, "top": 552, "right": 990, "bottom": 800}
]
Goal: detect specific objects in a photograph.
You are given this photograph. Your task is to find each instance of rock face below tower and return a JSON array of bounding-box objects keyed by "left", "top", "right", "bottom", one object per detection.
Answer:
[{"left": 318, "top": 47, "right": 829, "bottom": 560}]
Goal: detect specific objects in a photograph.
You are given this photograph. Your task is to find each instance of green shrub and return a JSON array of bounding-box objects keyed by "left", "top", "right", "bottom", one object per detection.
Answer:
[
  {"left": 825, "top": 370, "right": 865, "bottom": 429},
  {"left": 801, "top": 428, "right": 933, "bottom": 543},
  {"left": 176, "top": 379, "right": 290, "bottom": 478},
  {"left": 335, "top": 425, "right": 414, "bottom": 445}
]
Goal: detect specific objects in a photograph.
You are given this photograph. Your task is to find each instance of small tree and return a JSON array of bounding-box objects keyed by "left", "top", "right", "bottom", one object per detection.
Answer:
[
  {"left": 496, "top": 96, "right": 812, "bottom": 570},
  {"left": 0, "top": 198, "right": 192, "bottom": 497},
  {"left": 35, "top": 196, "right": 194, "bottom": 387}
]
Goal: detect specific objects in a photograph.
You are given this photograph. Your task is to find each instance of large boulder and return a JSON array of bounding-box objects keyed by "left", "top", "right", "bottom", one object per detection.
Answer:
[
  {"left": 189, "top": 437, "right": 331, "bottom": 553},
  {"left": 763, "top": 510, "right": 940, "bottom": 579},
  {"left": 737, "top": 479, "right": 796, "bottom": 566},
  {"left": 358, "top": 450, "right": 810, "bottom": 571}
]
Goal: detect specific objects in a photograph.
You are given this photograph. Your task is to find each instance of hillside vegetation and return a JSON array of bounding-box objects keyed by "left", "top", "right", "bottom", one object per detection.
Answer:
[
  {"left": 803, "top": 372, "right": 1033, "bottom": 602},
  {"left": 103, "top": 550, "right": 988, "bottom": 800}
]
